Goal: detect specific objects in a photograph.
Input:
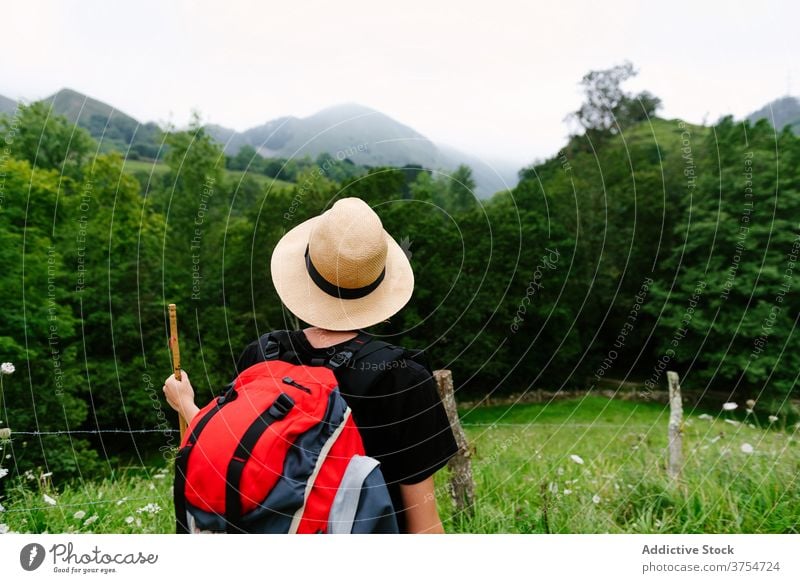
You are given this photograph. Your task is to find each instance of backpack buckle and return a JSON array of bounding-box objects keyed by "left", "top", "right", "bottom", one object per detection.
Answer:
[
  {"left": 217, "top": 383, "right": 238, "bottom": 405},
  {"left": 327, "top": 350, "right": 353, "bottom": 369},
  {"left": 268, "top": 393, "right": 295, "bottom": 419}
]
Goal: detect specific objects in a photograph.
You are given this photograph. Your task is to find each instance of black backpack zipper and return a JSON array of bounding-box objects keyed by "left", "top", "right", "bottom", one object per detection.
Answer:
[{"left": 282, "top": 376, "right": 312, "bottom": 394}]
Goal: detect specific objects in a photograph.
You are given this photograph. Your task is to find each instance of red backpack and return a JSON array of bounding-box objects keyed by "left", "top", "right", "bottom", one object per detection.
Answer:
[{"left": 173, "top": 331, "right": 399, "bottom": 534}]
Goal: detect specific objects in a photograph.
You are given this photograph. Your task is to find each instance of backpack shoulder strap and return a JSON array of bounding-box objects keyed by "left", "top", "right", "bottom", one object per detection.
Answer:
[
  {"left": 331, "top": 336, "right": 408, "bottom": 398},
  {"left": 238, "top": 330, "right": 418, "bottom": 398}
]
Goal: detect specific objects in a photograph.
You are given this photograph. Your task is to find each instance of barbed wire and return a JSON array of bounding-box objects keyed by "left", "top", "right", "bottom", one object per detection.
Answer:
[
  {"left": 1, "top": 423, "right": 676, "bottom": 437},
  {"left": 6, "top": 428, "right": 180, "bottom": 437},
  {"left": 0, "top": 495, "right": 168, "bottom": 513}
]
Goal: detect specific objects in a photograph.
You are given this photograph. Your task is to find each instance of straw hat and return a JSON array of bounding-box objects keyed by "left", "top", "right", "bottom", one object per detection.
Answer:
[{"left": 270, "top": 198, "right": 414, "bottom": 331}]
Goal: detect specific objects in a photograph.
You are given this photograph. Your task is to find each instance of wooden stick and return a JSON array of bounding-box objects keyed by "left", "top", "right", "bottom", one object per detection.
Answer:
[{"left": 168, "top": 303, "right": 187, "bottom": 441}]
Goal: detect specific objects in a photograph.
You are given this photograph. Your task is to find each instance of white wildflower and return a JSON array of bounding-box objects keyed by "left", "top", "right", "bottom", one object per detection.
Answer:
[
  {"left": 745, "top": 399, "right": 756, "bottom": 409},
  {"left": 740, "top": 443, "right": 754, "bottom": 454},
  {"left": 153, "top": 474, "right": 166, "bottom": 480},
  {"left": 115, "top": 497, "right": 128, "bottom": 506},
  {"left": 136, "top": 503, "right": 162, "bottom": 515},
  {"left": 0, "top": 468, "right": 8, "bottom": 479},
  {"left": 710, "top": 435, "right": 721, "bottom": 444},
  {"left": 768, "top": 415, "right": 779, "bottom": 423},
  {"left": 722, "top": 402, "right": 738, "bottom": 411},
  {"left": 557, "top": 467, "right": 565, "bottom": 476},
  {"left": 548, "top": 482, "right": 558, "bottom": 494},
  {"left": 0, "top": 502, "right": 5, "bottom": 512},
  {"left": 0, "top": 363, "right": 15, "bottom": 375},
  {"left": 73, "top": 510, "right": 86, "bottom": 520},
  {"left": 698, "top": 413, "right": 713, "bottom": 420},
  {"left": 40, "top": 472, "right": 53, "bottom": 479},
  {"left": 724, "top": 419, "right": 740, "bottom": 426},
  {"left": 592, "top": 494, "right": 601, "bottom": 504},
  {"left": 83, "top": 515, "right": 98, "bottom": 526},
  {"left": 0, "top": 523, "right": 9, "bottom": 534},
  {"left": 569, "top": 454, "right": 585, "bottom": 465},
  {"left": 125, "top": 516, "right": 134, "bottom": 524},
  {"left": 563, "top": 489, "right": 572, "bottom": 495},
  {"left": 43, "top": 494, "right": 57, "bottom": 506},
  {"left": 135, "top": 518, "right": 142, "bottom": 527}
]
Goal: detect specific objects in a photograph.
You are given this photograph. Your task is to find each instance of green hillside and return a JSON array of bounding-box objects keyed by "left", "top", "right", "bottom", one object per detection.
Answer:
[
  {"left": 43, "top": 88, "right": 162, "bottom": 158},
  {"left": 122, "top": 158, "right": 294, "bottom": 191}
]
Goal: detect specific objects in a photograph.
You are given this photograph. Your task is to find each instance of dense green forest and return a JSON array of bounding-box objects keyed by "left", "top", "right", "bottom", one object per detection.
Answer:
[{"left": 1, "top": 66, "right": 798, "bottom": 479}]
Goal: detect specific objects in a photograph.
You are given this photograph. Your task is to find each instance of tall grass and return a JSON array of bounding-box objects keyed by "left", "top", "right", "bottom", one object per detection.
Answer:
[
  {"left": 1, "top": 396, "right": 798, "bottom": 534},
  {"left": 439, "top": 396, "right": 800, "bottom": 533}
]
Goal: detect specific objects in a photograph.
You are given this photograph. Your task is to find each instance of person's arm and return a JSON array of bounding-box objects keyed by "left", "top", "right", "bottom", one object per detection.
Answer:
[
  {"left": 163, "top": 371, "right": 200, "bottom": 425},
  {"left": 399, "top": 476, "right": 446, "bottom": 533}
]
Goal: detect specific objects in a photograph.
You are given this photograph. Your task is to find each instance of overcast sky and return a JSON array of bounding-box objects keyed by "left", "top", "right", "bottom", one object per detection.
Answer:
[{"left": 3, "top": 0, "right": 798, "bottom": 165}]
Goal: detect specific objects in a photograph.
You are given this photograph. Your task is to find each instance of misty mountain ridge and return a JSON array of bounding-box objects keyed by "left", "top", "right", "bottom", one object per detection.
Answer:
[
  {"left": 206, "top": 102, "right": 518, "bottom": 196},
  {"left": 746, "top": 95, "right": 800, "bottom": 133},
  {"left": 1, "top": 88, "right": 517, "bottom": 197},
  {"left": 7, "top": 87, "right": 797, "bottom": 198},
  {"left": 0, "top": 93, "right": 18, "bottom": 115}
]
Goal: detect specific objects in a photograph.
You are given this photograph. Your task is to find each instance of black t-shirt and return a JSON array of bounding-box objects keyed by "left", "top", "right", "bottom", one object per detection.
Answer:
[{"left": 233, "top": 330, "right": 459, "bottom": 532}]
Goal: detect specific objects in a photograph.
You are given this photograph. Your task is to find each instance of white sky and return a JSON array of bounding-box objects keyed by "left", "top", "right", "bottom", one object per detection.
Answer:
[{"left": 2, "top": 0, "right": 799, "bottom": 165}]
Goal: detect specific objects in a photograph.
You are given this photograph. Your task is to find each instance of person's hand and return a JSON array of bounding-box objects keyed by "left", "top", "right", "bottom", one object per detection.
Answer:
[{"left": 163, "top": 371, "right": 199, "bottom": 423}]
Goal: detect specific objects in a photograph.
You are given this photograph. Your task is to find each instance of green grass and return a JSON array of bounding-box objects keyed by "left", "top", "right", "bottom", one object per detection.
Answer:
[
  {"left": 442, "top": 396, "right": 800, "bottom": 533},
  {"left": 122, "top": 159, "right": 295, "bottom": 191},
  {"left": 0, "top": 466, "right": 174, "bottom": 534},
  {"left": 1, "top": 396, "right": 798, "bottom": 533}
]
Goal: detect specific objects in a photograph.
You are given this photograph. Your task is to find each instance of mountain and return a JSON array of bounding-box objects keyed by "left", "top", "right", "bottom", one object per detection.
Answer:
[
  {"left": 436, "top": 143, "right": 521, "bottom": 199},
  {"left": 208, "top": 103, "right": 446, "bottom": 167},
  {"left": 42, "top": 88, "right": 162, "bottom": 158},
  {"left": 747, "top": 96, "right": 800, "bottom": 134},
  {"left": 0, "top": 94, "right": 17, "bottom": 115},
  {"left": 206, "top": 103, "right": 518, "bottom": 196},
  {"left": 17, "top": 87, "right": 519, "bottom": 196}
]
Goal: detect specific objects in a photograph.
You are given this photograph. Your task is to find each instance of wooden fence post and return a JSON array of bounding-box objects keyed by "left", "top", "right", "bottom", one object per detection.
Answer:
[
  {"left": 666, "top": 371, "right": 683, "bottom": 480},
  {"left": 433, "top": 369, "right": 475, "bottom": 516}
]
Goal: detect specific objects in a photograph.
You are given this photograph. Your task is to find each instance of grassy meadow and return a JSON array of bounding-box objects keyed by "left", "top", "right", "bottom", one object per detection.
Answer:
[{"left": 1, "top": 396, "right": 798, "bottom": 534}]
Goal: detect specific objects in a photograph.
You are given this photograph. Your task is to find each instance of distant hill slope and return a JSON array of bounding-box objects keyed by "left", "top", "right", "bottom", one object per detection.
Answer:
[
  {"left": 206, "top": 103, "right": 519, "bottom": 197},
  {"left": 747, "top": 96, "right": 800, "bottom": 134},
  {"left": 42, "top": 88, "right": 163, "bottom": 158},
  {"left": 11, "top": 87, "right": 519, "bottom": 196},
  {"left": 208, "top": 103, "right": 445, "bottom": 166},
  {"left": 0, "top": 93, "right": 18, "bottom": 115}
]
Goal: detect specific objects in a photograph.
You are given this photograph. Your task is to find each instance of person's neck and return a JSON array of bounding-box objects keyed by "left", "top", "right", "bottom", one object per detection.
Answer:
[{"left": 302, "top": 327, "right": 358, "bottom": 349}]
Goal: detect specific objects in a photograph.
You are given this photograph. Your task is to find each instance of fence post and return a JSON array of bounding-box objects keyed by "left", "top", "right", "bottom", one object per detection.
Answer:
[
  {"left": 433, "top": 369, "right": 475, "bottom": 516},
  {"left": 666, "top": 371, "right": 683, "bottom": 480}
]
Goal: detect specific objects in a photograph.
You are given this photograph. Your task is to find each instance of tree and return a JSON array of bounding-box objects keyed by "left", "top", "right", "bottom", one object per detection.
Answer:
[
  {"left": 569, "top": 61, "right": 661, "bottom": 137},
  {"left": 228, "top": 144, "right": 261, "bottom": 172},
  {"left": 444, "top": 165, "right": 477, "bottom": 213},
  {"left": 1, "top": 101, "right": 93, "bottom": 179}
]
